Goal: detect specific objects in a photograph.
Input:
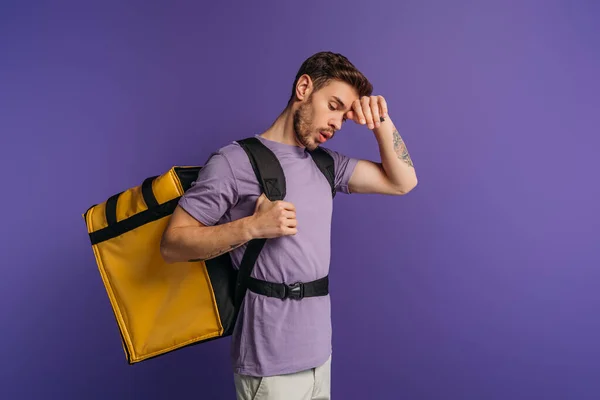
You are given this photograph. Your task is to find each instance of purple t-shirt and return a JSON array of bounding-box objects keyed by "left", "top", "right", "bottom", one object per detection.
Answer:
[{"left": 178, "top": 135, "right": 358, "bottom": 377}]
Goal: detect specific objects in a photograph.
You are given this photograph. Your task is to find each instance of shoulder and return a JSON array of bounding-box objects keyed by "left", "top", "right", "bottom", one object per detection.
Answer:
[
  {"left": 215, "top": 140, "right": 245, "bottom": 157},
  {"left": 210, "top": 140, "right": 253, "bottom": 167},
  {"left": 199, "top": 141, "right": 249, "bottom": 175},
  {"left": 320, "top": 146, "right": 359, "bottom": 172},
  {"left": 319, "top": 146, "right": 356, "bottom": 167},
  {"left": 201, "top": 139, "right": 262, "bottom": 192},
  {"left": 178, "top": 142, "right": 247, "bottom": 226}
]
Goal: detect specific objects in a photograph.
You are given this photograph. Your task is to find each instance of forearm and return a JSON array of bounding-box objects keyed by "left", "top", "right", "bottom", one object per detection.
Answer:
[
  {"left": 374, "top": 116, "right": 417, "bottom": 193},
  {"left": 160, "top": 216, "right": 255, "bottom": 263}
]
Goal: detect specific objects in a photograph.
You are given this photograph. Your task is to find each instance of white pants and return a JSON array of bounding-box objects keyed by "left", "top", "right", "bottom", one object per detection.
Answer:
[{"left": 234, "top": 355, "right": 331, "bottom": 400}]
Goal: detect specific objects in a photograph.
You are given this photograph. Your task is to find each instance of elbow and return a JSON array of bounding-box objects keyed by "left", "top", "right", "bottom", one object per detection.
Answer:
[
  {"left": 396, "top": 177, "right": 418, "bottom": 195},
  {"left": 159, "top": 231, "right": 178, "bottom": 264},
  {"left": 160, "top": 247, "right": 175, "bottom": 264},
  {"left": 159, "top": 242, "right": 174, "bottom": 264}
]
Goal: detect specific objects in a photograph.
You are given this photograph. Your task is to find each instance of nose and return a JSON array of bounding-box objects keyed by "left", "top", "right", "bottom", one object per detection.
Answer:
[{"left": 329, "top": 120, "right": 341, "bottom": 132}]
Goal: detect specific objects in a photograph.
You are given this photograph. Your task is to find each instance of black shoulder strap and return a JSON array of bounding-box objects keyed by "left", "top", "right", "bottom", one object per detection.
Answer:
[
  {"left": 233, "top": 137, "right": 286, "bottom": 310},
  {"left": 237, "top": 137, "right": 286, "bottom": 201},
  {"left": 308, "top": 147, "right": 336, "bottom": 198}
]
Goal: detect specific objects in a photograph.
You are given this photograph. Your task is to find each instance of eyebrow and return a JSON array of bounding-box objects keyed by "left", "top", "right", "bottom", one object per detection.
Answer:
[{"left": 332, "top": 96, "right": 346, "bottom": 109}]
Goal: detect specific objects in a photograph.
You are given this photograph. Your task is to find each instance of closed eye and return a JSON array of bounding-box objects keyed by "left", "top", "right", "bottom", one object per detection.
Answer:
[{"left": 330, "top": 101, "right": 347, "bottom": 124}]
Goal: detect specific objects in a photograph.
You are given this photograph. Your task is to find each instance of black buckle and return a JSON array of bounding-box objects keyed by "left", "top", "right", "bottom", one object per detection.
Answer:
[{"left": 284, "top": 282, "right": 304, "bottom": 300}]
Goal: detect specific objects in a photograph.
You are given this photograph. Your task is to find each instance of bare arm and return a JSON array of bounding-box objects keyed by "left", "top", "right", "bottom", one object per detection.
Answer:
[
  {"left": 160, "top": 206, "right": 254, "bottom": 263},
  {"left": 346, "top": 96, "right": 418, "bottom": 195},
  {"left": 160, "top": 194, "right": 297, "bottom": 264}
]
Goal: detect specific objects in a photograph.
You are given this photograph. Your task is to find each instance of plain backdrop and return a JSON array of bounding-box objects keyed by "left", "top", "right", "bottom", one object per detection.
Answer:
[{"left": 1, "top": 0, "right": 598, "bottom": 399}]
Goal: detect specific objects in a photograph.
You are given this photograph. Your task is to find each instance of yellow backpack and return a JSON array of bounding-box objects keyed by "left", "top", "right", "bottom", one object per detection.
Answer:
[{"left": 82, "top": 137, "right": 335, "bottom": 364}]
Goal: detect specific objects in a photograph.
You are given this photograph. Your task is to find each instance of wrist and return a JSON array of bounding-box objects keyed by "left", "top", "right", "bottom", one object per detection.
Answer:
[
  {"left": 241, "top": 215, "right": 259, "bottom": 241},
  {"left": 373, "top": 123, "right": 391, "bottom": 139}
]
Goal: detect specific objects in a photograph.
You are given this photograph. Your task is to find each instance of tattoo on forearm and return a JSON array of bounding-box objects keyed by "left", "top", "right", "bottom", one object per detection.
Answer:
[
  {"left": 392, "top": 129, "right": 414, "bottom": 168},
  {"left": 188, "top": 242, "right": 245, "bottom": 262}
]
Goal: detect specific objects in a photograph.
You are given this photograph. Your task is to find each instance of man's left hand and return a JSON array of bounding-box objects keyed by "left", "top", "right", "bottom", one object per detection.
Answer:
[{"left": 345, "top": 95, "right": 389, "bottom": 130}]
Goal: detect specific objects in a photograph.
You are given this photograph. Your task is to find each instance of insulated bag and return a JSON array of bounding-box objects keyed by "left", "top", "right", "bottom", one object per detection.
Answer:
[{"left": 82, "top": 137, "right": 335, "bottom": 364}]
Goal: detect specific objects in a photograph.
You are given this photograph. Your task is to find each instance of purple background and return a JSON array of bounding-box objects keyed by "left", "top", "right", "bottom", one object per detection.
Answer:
[{"left": 1, "top": 0, "right": 599, "bottom": 399}]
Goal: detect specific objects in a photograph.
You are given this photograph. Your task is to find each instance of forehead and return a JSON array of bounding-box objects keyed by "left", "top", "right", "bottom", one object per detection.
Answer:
[{"left": 316, "top": 79, "right": 359, "bottom": 108}]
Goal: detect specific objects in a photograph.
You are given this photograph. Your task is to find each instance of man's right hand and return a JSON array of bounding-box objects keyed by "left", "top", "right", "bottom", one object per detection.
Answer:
[{"left": 248, "top": 194, "right": 297, "bottom": 239}]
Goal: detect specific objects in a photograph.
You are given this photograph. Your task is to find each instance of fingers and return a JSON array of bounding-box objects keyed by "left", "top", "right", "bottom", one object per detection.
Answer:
[
  {"left": 361, "top": 96, "right": 374, "bottom": 129},
  {"left": 279, "top": 212, "right": 297, "bottom": 236},
  {"left": 256, "top": 193, "right": 270, "bottom": 207},
  {"left": 378, "top": 96, "right": 388, "bottom": 119},
  {"left": 282, "top": 227, "right": 298, "bottom": 236},
  {"left": 279, "top": 200, "right": 296, "bottom": 212},
  {"left": 254, "top": 193, "right": 267, "bottom": 212},
  {"left": 282, "top": 209, "right": 296, "bottom": 220},
  {"left": 352, "top": 96, "right": 388, "bottom": 130},
  {"left": 345, "top": 110, "right": 355, "bottom": 122},
  {"left": 278, "top": 201, "right": 297, "bottom": 233},
  {"left": 370, "top": 96, "right": 381, "bottom": 129},
  {"left": 352, "top": 99, "right": 366, "bottom": 125}
]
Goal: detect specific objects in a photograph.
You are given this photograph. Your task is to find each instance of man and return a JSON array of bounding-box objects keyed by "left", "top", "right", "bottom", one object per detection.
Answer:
[{"left": 160, "top": 51, "right": 418, "bottom": 399}]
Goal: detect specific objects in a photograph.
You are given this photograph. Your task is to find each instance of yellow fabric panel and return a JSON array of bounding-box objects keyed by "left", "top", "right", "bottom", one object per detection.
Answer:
[
  {"left": 153, "top": 168, "right": 188, "bottom": 204},
  {"left": 92, "top": 218, "right": 224, "bottom": 361},
  {"left": 83, "top": 166, "right": 226, "bottom": 363},
  {"left": 84, "top": 166, "right": 188, "bottom": 231},
  {"left": 115, "top": 184, "right": 147, "bottom": 222},
  {"left": 87, "top": 200, "right": 109, "bottom": 231}
]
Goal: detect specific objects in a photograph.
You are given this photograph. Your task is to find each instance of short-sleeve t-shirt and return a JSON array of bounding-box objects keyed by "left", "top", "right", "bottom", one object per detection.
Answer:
[{"left": 178, "top": 134, "right": 358, "bottom": 377}]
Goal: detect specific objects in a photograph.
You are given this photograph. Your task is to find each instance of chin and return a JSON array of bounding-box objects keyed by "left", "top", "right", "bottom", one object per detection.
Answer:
[
  {"left": 295, "top": 132, "right": 318, "bottom": 151},
  {"left": 307, "top": 139, "right": 320, "bottom": 151}
]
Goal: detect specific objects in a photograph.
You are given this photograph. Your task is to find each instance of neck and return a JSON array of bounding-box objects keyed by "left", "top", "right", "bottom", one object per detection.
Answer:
[{"left": 260, "top": 104, "right": 303, "bottom": 148}]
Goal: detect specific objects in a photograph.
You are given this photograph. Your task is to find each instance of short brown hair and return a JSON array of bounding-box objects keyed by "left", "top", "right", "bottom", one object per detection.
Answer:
[{"left": 288, "top": 51, "right": 373, "bottom": 105}]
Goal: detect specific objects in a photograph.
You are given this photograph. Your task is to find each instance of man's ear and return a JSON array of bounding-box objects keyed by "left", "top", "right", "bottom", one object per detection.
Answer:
[{"left": 295, "top": 74, "right": 313, "bottom": 101}]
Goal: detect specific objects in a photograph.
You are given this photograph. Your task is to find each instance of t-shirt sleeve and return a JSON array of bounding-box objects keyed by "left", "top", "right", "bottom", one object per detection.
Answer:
[
  {"left": 321, "top": 147, "right": 359, "bottom": 194},
  {"left": 177, "top": 151, "right": 238, "bottom": 226}
]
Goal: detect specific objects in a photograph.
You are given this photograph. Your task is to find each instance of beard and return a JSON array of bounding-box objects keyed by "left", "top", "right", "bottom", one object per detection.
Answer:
[{"left": 292, "top": 97, "right": 320, "bottom": 151}]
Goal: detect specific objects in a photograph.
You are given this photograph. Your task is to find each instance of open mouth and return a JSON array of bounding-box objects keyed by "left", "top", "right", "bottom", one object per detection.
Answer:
[{"left": 319, "top": 132, "right": 329, "bottom": 142}]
